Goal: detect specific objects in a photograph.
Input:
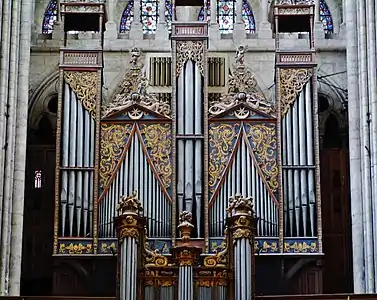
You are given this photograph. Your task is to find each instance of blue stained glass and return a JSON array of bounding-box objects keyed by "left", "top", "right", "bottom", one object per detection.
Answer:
[
  {"left": 242, "top": 0, "right": 255, "bottom": 33},
  {"left": 42, "top": 0, "right": 58, "bottom": 34},
  {"left": 120, "top": 0, "right": 134, "bottom": 33},
  {"left": 198, "top": 0, "right": 255, "bottom": 34},
  {"left": 120, "top": 0, "right": 173, "bottom": 34},
  {"left": 319, "top": 0, "right": 333, "bottom": 33}
]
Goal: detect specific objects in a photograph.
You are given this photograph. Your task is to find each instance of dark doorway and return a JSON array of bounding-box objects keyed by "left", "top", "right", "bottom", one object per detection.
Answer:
[
  {"left": 320, "top": 112, "right": 352, "bottom": 293},
  {"left": 21, "top": 97, "right": 57, "bottom": 296}
]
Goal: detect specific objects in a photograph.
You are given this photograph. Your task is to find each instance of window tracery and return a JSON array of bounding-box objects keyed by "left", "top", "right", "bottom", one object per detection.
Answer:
[
  {"left": 42, "top": 0, "right": 58, "bottom": 34},
  {"left": 119, "top": 0, "right": 173, "bottom": 34},
  {"left": 319, "top": 0, "right": 333, "bottom": 34},
  {"left": 198, "top": 0, "right": 255, "bottom": 34}
]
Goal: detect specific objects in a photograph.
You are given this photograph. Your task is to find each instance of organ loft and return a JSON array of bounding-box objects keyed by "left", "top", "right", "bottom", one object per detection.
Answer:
[{"left": 1, "top": 0, "right": 361, "bottom": 298}]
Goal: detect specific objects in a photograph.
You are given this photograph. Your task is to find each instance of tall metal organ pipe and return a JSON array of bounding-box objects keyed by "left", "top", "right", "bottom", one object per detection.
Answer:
[
  {"left": 177, "top": 60, "right": 203, "bottom": 237},
  {"left": 60, "top": 84, "right": 94, "bottom": 237},
  {"left": 282, "top": 83, "right": 315, "bottom": 237}
]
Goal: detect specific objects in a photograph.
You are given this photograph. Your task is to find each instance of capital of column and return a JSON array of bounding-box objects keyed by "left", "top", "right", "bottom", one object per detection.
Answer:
[
  {"left": 227, "top": 194, "right": 258, "bottom": 243},
  {"left": 114, "top": 191, "right": 145, "bottom": 243}
]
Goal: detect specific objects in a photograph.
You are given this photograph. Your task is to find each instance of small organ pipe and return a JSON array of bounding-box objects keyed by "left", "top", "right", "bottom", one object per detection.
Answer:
[
  {"left": 209, "top": 133, "right": 278, "bottom": 237},
  {"left": 98, "top": 133, "right": 172, "bottom": 238}
]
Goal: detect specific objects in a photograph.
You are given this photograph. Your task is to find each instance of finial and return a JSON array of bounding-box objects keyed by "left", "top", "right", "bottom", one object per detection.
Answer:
[
  {"left": 116, "top": 191, "right": 143, "bottom": 215},
  {"left": 130, "top": 47, "right": 141, "bottom": 68},
  {"left": 226, "top": 193, "right": 254, "bottom": 216},
  {"left": 178, "top": 211, "right": 194, "bottom": 244}
]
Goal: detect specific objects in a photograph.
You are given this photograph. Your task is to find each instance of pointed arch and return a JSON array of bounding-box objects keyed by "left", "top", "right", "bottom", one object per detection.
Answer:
[
  {"left": 119, "top": 0, "right": 173, "bottom": 34},
  {"left": 198, "top": 0, "right": 255, "bottom": 34},
  {"left": 319, "top": 0, "right": 333, "bottom": 34},
  {"left": 42, "top": 0, "right": 58, "bottom": 34}
]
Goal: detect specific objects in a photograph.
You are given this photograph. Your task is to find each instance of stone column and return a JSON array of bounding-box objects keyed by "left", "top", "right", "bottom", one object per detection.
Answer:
[
  {"left": 104, "top": 0, "right": 118, "bottom": 41},
  {"left": 258, "top": 0, "right": 272, "bottom": 38},
  {"left": 233, "top": 0, "right": 245, "bottom": 41},
  {"left": 8, "top": 0, "right": 33, "bottom": 295},
  {"left": 172, "top": 212, "right": 201, "bottom": 300},
  {"left": 208, "top": 0, "right": 221, "bottom": 43},
  {"left": 114, "top": 192, "right": 145, "bottom": 300},
  {"left": 0, "top": 0, "right": 32, "bottom": 295},
  {"left": 314, "top": 0, "right": 324, "bottom": 39},
  {"left": 130, "top": 0, "right": 143, "bottom": 39},
  {"left": 156, "top": 0, "right": 168, "bottom": 39},
  {"left": 228, "top": 194, "right": 257, "bottom": 300}
]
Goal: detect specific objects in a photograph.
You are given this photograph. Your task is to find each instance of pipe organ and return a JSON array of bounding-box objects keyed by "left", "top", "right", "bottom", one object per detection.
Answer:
[{"left": 53, "top": 0, "right": 323, "bottom": 298}]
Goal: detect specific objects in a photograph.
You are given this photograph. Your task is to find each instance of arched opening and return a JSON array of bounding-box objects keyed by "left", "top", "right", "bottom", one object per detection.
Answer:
[
  {"left": 319, "top": 95, "right": 352, "bottom": 293},
  {"left": 21, "top": 94, "right": 58, "bottom": 295}
]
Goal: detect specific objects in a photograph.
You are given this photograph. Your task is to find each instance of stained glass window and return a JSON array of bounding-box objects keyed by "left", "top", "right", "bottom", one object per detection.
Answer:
[
  {"left": 242, "top": 0, "right": 255, "bottom": 34},
  {"left": 198, "top": 0, "right": 255, "bottom": 34},
  {"left": 319, "top": 0, "right": 333, "bottom": 34},
  {"left": 42, "top": 0, "right": 58, "bottom": 34},
  {"left": 34, "top": 170, "right": 42, "bottom": 189},
  {"left": 165, "top": 0, "right": 173, "bottom": 32},
  {"left": 141, "top": 0, "right": 158, "bottom": 33},
  {"left": 120, "top": 0, "right": 173, "bottom": 34},
  {"left": 120, "top": 0, "right": 134, "bottom": 33}
]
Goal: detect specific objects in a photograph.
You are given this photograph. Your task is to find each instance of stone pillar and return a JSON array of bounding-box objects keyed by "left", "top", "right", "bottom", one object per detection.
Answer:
[
  {"left": 156, "top": 0, "right": 168, "bottom": 39},
  {"left": 0, "top": 0, "right": 32, "bottom": 295},
  {"left": 314, "top": 0, "right": 325, "bottom": 39},
  {"left": 129, "top": 0, "right": 143, "bottom": 39},
  {"left": 172, "top": 212, "right": 201, "bottom": 300},
  {"left": 233, "top": 0, "right": 245, "bottom": 40},
  {"left": 258, "top": 0, "right": 272, "bottom": 38},
  {"left": 114, "top": 192, "right": 145, "bottom": 300},
  {"left": 227, "top": 194, "right": 257, "bottom": 300},
  {"left": 208, "top": 0, "right": 221, "bottom": 43}
]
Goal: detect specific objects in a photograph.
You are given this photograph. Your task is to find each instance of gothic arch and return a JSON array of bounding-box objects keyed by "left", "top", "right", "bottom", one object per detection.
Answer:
[
  {"left": 42, "top": 0, "right": 58, "bottom": 34},
  {"left": 198, "top": 0, "right": 257, "bottom": 34},
  {"left": 28, "top": 71, "right": 59, "bottom": 131}
]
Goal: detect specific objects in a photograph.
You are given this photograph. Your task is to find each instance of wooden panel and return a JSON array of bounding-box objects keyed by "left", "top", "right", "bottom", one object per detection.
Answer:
[{"left": 320, "top": 149, "right": 352, "bottom": 293}]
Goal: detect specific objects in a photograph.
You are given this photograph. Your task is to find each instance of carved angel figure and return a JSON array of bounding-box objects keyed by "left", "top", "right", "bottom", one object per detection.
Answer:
[
  {"left": 235, "top": 45, "right": 248, "bottom": 66},
  {"left": 130, "top": 47, "right": 141, "bottom": 67}
]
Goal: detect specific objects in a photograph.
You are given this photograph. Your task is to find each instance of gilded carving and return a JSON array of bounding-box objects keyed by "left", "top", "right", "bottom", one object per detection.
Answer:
[
  {"left": 103, "top": 48, "right": 171, "bottom": 118},
  {"left": 204, "top": 236, "right": 228, "bottom": 267},
  {"left": 64, "top": 71, "right": 97, "bottom": 119},
  {"left": 176, "top": 41, "right": 204, "bottom": 77},
  {"left": 58, "top": 242, "right": 93, "bottom": 254},
  {"left": 144, "top": 242, "right": 169, "bottom": 268},
  {"left": 117, "top": 191, "right": 143, "bottom": 215},
  {"left": 99, "top": 123, "right": 132, "bottom": 188},
  {"left": 284, "top": 241, "right": 318, "bottom": 253},
  {"left": 208, "top": 123, "right": 240, "bottom": 194},
  {"left": 209, "top": 46, "right": 275, "bottom": 118},
  {"left": 245, "top": 123, "right": 279, "bottom": 193},
  {"left": 139, "top": 124, "right": 172, "bottom": 189},
  {"left": 279, "top": 68, "right": 312, "bottom": 116},
  {"left": 178, "top": 211, "right": 194, "bottom": 244},
  {"left": 176, "top": 249, "right": 195, "bottom": 266}
]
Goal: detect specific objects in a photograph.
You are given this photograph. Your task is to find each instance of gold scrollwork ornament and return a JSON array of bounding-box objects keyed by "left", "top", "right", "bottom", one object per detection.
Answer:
[
  {"left": 64, "top": 71, "right": 97, "bottom": 119},
  {"left": 176, "top": 41, "right": 204, "bottom": 77},
  {"left": 279, "top": 68, "right": 312, "bottom": 116}
]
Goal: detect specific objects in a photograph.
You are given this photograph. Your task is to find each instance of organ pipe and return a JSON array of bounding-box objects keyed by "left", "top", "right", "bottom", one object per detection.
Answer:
[
  {"left": 282, "top": 83, "right": 316, "bottom": 237},
  {"left": 176, "top": 60, "right": 204, "bottom": 237},
  {"left": 210, "top": 131, "right": 278, "bottom": 237},
  {"left": 60, "top": 83, "right": 94, "bottom": 237},
  {"left": 99, "top": 133, "right": 172, "bottom": 238}
]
